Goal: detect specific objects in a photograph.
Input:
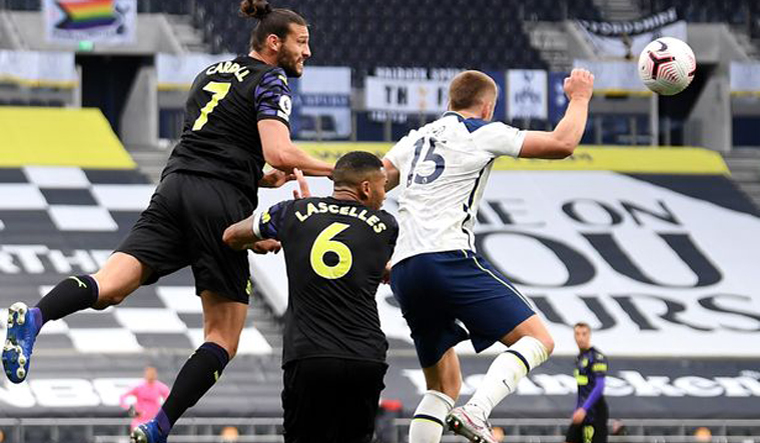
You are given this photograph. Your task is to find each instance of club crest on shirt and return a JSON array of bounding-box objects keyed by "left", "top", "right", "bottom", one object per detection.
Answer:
[{"left": 278, "top": 96, "right": 292, "bottom": 121}]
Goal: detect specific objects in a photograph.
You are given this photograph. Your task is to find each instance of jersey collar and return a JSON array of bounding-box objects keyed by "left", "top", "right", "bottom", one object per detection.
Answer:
[
  {"left": 578, "top": 346, "right": 595, "bottom": 356},
  {"left": 442, "top": 111, "right": 465, "bottom": 122}
]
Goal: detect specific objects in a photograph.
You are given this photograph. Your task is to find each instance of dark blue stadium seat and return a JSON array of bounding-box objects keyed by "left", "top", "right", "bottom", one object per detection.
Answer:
[
  {"left": 4, "top": 0, "right": 40, "bottom": 11},
  {"left": 57, "top": 426, "right": 88, "bottom": 443},
  {"left": 643, "top": 0, "right": 755, "bottom": 26},
  {"left": 182, "top": 0, "right": 550, "bottom": 70},
  {"left": 0, "top": 0, "right": 610, "bottom": 70},
  {"left": 24, "top": 426, "right": 52, "bottom": 443}
]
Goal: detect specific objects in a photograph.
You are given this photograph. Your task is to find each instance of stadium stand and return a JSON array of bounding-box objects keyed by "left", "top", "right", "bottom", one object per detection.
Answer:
[
  {"left": 0, "top": 0, "right": 595, "bottom": 70},
  {"left": 188, "top": 0, "right": 551, "bottom": 70},
  {"left": 640, "top": 0, "right": 760, "bottom": 40},
  {"left": 642, "top": 0, "right": 755, "bottom": 25}
]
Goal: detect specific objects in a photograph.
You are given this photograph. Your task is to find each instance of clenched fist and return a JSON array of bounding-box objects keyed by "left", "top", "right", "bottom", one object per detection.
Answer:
[{"left": 563, "top": 68, "right": 594, "bottom": 101}]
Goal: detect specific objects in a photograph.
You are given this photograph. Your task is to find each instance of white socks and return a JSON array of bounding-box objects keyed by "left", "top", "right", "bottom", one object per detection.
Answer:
[
  {"left": 409, "top": 390, "right": 455, "bottom": 443},
  {"left": 466, "top": 336, "right": 550, "bottom": 418}
]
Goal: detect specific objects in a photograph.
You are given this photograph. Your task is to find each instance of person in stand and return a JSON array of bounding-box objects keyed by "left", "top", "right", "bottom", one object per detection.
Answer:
[{"left": 120, "top": 367, "right": 170, "bottom": 431}]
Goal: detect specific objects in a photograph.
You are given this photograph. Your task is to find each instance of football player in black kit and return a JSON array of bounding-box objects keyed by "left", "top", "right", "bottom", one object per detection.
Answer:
[
  {"left": 224, "top": 152, "right": 398, "bottom": 443},
  {"left": 1, "top": 1, "right": 333, "bottom": 442},
  {"left": 566, "top": 323, "right": 609, "bottom": 443}
]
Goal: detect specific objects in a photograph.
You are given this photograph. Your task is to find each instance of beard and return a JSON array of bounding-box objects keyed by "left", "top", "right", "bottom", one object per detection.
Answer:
[{"left": 277, "top": 47, "right": 303, "bottom": 78}]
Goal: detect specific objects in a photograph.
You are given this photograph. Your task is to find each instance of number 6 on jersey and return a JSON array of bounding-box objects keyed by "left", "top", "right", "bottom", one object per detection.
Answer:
[{"left": 310, "top": 222, "right": 353, "bottom": 279}]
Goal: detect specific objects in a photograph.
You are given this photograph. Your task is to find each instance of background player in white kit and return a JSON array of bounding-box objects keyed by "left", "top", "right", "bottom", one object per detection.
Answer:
[{"left": 382, "top": 68, "right": 594, "bottom": 443}]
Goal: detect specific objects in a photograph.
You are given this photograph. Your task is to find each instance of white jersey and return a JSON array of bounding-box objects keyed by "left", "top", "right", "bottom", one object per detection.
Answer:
[{"left": 384, "top": 111, "right": 525, "bottom": 265}]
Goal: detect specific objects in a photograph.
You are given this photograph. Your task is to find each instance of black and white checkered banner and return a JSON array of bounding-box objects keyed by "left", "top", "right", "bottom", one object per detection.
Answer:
[{"left": 0, "top": 167, "right": 272, "bottom": 355}]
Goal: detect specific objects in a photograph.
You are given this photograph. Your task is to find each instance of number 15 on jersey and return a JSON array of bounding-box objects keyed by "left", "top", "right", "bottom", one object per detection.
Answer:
[{"left": 407, "top": 136, "right": 446, "bottom": 186}]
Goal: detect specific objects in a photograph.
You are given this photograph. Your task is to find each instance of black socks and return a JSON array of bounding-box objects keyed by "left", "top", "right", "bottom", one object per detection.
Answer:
[
  {"left": 157, "top": 342, "right": 230, "bottom": 433},
  {"left": 35, "top": 275, "right": 99, "bottom": 324}
]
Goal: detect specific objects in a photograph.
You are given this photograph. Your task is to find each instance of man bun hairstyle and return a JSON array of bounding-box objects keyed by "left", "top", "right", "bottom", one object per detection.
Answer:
[
  {"left": 448, "top": 70, "right": 497, "bottom": 111},
  {"left": 240, "top": 0, "right": 308, "bottom": 51},
  {"left": 239, "top": 0, "right": 271, "bottom": 19},
  {"left": 333, "top": 151, "right": 384, "bottom": 188}
]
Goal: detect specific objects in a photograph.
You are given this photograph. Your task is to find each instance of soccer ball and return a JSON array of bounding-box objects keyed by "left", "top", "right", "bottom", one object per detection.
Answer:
[{"left": 638, "top": 37, "right": 697, "bottom": 96}]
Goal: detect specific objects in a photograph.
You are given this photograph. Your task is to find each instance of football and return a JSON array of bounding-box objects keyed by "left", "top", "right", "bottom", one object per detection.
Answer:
[{"left": 638, "top": 37, "right": 697, "bottom": 96}]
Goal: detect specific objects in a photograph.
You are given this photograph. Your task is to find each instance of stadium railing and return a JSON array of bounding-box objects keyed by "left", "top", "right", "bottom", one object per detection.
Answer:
[{"left": 0, "top": 417, "right": 758, "bottom": 443}]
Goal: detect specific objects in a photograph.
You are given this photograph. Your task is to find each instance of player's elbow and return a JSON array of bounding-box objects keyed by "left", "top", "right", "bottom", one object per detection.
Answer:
[
  {"left": 221, "top": 226, "right": 236, "bottom": 248},
  {"left": 550, "top": 139, "right": 576, "bottom": 159},
  {"left": 264, "top": 150, "right": 290, "bottom": 171},
  {"left": 264, "top": 144, "right": 300, "bottom": 172}
]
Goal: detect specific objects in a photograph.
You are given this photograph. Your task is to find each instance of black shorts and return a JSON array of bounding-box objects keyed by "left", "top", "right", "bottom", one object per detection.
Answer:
[
  {"left": 566, "top": 406, "right": 608, "bottom": 443},
  {"left": 282, "top": 357, "right": 387, "bottom": 443},
  {"left": 116, "top": 172, "right": 256, "bottom": 303}
]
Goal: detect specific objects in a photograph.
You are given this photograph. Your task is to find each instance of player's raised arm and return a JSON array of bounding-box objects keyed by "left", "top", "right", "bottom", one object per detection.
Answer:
[
  {"left": 382, "top": 133, "right": 415, "bottom": 192},
  {"left": 520, "top": 68, "right": 594, "bottom": 159},
  {"left": 259, "top": 119, "right": 334, "bottom": 176},
  {"left": 224, "top": 169, "right": 309, "bottom": 250},
  {"left": 382, "top": 158, "right": 400, "bottom": 192}
]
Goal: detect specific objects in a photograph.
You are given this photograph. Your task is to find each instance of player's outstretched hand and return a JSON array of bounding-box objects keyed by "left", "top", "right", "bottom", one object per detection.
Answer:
[
  {"left": 222, "top": 215, "right": 257, "bottom": 250},
  {"left": 292, "top": 168, "right": 311, "bottom": 199},
  {"left": 259, "top": 168, "right": 296, "bottom": 189},
  {"left": 251, "top": 238, "right": 282, "bottom": 255},
  {"left": 563, "top": 68, "right": 594, "bottom": 102}
]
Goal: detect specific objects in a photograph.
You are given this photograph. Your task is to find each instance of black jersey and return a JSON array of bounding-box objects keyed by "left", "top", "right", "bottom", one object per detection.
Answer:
[
  {"left": 162, "top": 56, "right": 293, "bottom": 201},
  {"left": 254, "top": 196, "right": 398, "bottom": 366}
]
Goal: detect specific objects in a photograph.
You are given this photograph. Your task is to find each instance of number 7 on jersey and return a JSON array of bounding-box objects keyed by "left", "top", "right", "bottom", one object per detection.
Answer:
[{"left": 193, "top": 81, "right": 231, "bottom": 131}]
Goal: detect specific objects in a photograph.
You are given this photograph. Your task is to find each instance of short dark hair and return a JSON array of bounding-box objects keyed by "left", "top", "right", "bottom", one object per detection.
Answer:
[
  {"left": 574, "top": 322, "right": 591, "bottom": 330},
  {"left": 448, "top": 70, "right": 497, "bottom": 111},
  {"left": 240, "top": 0, "right": 308, "bottom": 52},
  {"left": 333, "top": 151, "right": 384, "bottom": 187}
]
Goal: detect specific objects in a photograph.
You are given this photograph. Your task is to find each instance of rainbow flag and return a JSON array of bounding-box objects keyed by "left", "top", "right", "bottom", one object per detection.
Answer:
[{"left": 54, "top": 0, "right": 117, "bottom": 30}]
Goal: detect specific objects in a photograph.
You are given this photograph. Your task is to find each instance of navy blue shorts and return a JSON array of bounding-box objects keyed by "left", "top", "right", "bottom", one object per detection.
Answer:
[{"left": 391, "top": 250, "right": 535, "bottom": 368}]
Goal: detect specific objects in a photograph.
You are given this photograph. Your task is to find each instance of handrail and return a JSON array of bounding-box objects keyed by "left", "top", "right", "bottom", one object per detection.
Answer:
[
  {"left": 1, "top": 417, "right": 759, "bottom": 443},
  {"left": 1, "top": 417, "right": 759, "bottom": 427}
]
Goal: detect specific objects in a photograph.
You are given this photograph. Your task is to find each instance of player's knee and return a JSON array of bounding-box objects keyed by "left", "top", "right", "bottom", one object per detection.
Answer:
[
  {"left": 92, "top": 290, "right": 128, "bottom": 309},
  {"left": 223, "top": 342, "right": 239, "bottom": 359},
  {"left": 540, "top": 334, "right": 555, "bottom": 356},
  {"left": 91, "top": 272, "right": 135, "bottom": 308}
]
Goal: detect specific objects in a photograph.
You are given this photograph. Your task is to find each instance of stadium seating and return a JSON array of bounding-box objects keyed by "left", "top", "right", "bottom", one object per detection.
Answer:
[
  {"left": 183, "top": 0, "right": 551, "bottom": 70},
  {"left": 0, "top": 0, "right": 607, "bottom": 71},
  {"left": 642, "top": 0, "right": 756, "bottom": 26},
  {"left": 2, "top": 0, "right": 39, "bottom": 10}
]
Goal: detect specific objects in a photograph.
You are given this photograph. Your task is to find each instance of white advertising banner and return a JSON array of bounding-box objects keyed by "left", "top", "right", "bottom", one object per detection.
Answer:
[
  {"left": 507, "top": 69, "right": 548, "bottom": 120},
  {"left": 44, "top": 0, "right": 137, "bottom": 44},
  {"left": 730, "top": 62, "right": 760, "bottom": 93},
  {"left": 364, "top": 76, "right": 450, "bottom": 114},
  {"left": 296, "top": 66, "right": 352, "bottom": 139},
  {"left": 156, "top": 53, "right": 236, "bottom": 89},
  {"left": 0, "top": 50, "right": 77, "bottom": 87},
  {"left": 250, "top": 171, "right": 760, "bottom": 357},
  {"left": 577, "top": 8, "right": 687, "bottom": 59},
  {"left": 573, "top": 60, "right": 648, "bottom": 93}
]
